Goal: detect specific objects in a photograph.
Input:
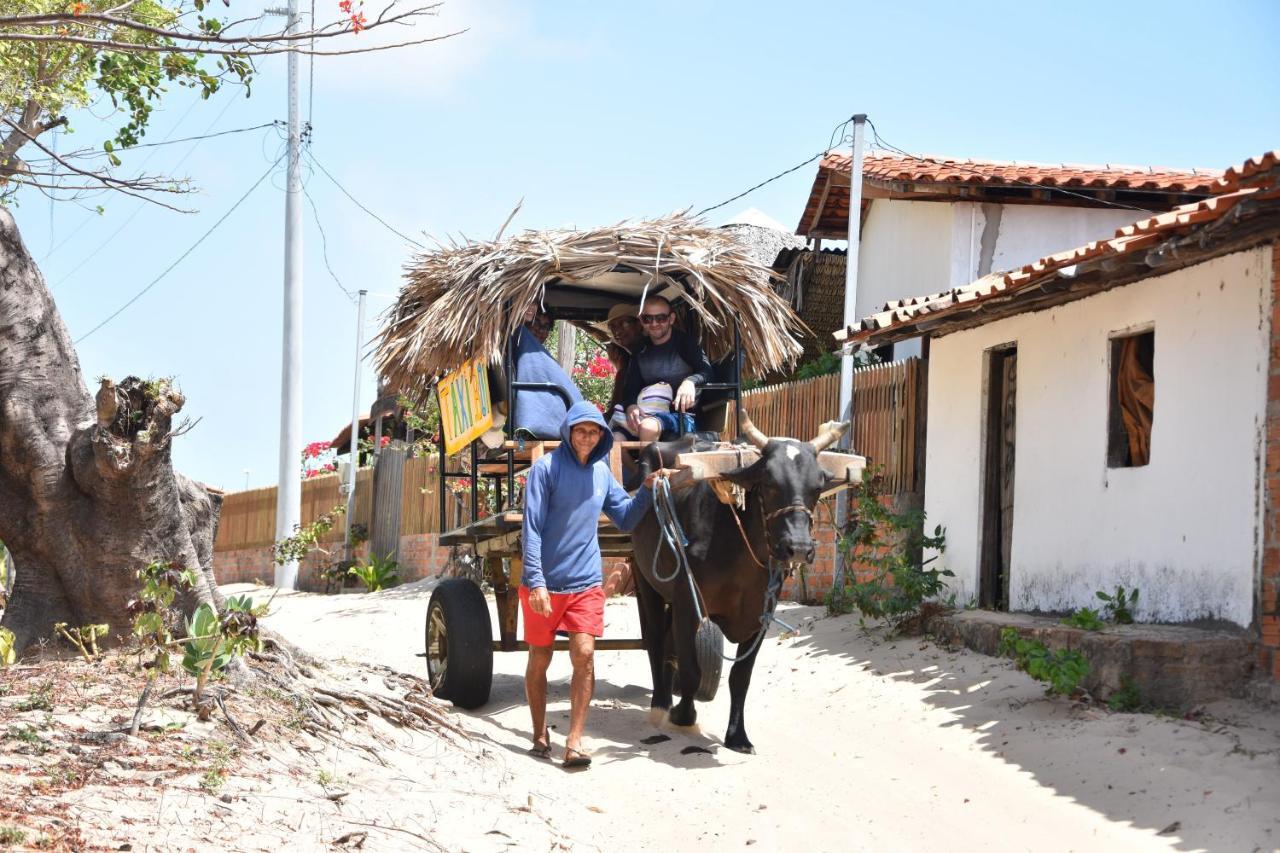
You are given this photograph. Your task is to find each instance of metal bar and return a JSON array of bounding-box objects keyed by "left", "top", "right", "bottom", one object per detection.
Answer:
[
  {"left": 343, "top": 289, "right": 367, "bottom": 560},
  {"left": 509, "top": 381, "right": 574, "bottom": 409},
  {"left": 436, "top": 384, "right": 447, "bottom": 532},
  {"left": 469, "top": 438, "right": 479, "bottom": 522},
  {"left": 834, "top": 113, "right": 867, "bottom": 592},
  {"left": 495, "top": 639, "right": 647, "bottom": 652},
  {"left": 733, "top": 320, "right": 742, "bottom": 438}
]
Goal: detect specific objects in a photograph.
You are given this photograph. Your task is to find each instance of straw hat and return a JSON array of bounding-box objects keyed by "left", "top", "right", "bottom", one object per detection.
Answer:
[{"left": 605, "top": 303, "right": 638, "bottom": 324}]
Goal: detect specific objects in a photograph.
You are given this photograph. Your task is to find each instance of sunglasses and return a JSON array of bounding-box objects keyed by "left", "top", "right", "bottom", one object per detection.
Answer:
[{"left": 639, "top": 313, "right": 672, "bottom": 325}]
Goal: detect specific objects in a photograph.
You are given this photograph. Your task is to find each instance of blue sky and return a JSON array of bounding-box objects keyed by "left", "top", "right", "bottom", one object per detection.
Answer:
[{"left": 12, "top": 0, "right": 1280, "bottom": 491}]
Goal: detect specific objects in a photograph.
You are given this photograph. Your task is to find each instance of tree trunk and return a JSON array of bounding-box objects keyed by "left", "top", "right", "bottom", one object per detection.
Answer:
[
  {"left": 0, "top": 207, "right": 222, "bottom": 655},
  {"left": 556, "top": 321, "right": 575, "bottom": 372}
]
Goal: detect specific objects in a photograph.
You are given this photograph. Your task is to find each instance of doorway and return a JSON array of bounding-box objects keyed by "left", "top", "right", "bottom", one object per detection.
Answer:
[{"left": 980, "top": 345, "right": 1017, "bottom": 611}]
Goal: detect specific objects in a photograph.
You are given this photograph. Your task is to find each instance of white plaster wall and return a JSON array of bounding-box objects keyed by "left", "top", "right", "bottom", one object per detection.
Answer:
[
  {"left": 856, "top": 199, "right": 953, "bottom": 319},
  {"left": 987, "top": 205, "right": 1143, "bottom": 275},
  {"left": 924, "top": 247, "right": 1272, "bottom": 626}
]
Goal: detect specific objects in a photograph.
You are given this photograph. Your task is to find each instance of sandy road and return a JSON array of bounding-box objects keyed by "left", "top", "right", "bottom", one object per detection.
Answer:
[{"left": 250, "top": 580, "right": 1280, "bottom": 852}]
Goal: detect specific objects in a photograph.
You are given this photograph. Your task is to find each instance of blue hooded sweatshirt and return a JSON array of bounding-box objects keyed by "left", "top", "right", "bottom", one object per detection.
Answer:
[{"left": 521, "top": 401, "right": 653, "bottom": 592}]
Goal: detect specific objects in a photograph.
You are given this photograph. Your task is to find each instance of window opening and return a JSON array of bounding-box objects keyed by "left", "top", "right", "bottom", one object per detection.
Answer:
[{"left": 1108, "top": 330, "right": 1155, "bottom": 468}]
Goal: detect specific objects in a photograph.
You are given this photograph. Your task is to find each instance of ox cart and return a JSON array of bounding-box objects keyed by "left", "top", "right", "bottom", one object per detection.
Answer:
[{"left": 373, "top": 215, "right": 865, "bottom": 711}]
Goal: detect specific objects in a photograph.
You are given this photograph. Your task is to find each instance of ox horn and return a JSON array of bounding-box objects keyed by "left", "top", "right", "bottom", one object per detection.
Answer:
[
  {"left": 809, "top": 420, "right": 850, "bottom": 452},
  {"left": 739, "top": 409, "right": 769, "bottom": 450}
]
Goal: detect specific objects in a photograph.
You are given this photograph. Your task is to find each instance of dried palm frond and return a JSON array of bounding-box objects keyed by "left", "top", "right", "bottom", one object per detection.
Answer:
[{"left": 374, "top": 214, "right": 806, "bottom": 400}]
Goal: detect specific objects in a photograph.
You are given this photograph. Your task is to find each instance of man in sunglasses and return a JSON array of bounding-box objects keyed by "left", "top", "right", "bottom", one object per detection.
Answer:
[{"left": 618, "top": 295, "right": 714, "bottom": 441}]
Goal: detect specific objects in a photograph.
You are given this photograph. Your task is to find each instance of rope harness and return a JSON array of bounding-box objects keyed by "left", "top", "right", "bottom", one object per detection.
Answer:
[{"left": 650, "top": 475, "right": 803, "bottom": 664}]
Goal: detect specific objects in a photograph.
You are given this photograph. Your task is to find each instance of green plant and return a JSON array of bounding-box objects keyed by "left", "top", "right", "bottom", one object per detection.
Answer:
[
  {"left": 0, "top": 628, "right": 14, "bottom": 667},
  {"left": 181, "top": 596, "right": 263, "bottom": 716},
  {"left": 16, "top": 681, "right": 53, "bottom": 712},
  {"left": 1096, "top": 586, "right": 1139, "bottom": 624},
  {"left": 272, "top": 505, "right": 346, "bottom": 565},
  {"left": 0, "top": 826, "right": 27, "bottom": 847},
  {"left": 317, "top": 768, "right": 335, "bottom": 787},
  {"left": 825, "top": 468, "right": 949, "bottom": 630},
  {"left": 998, "top": 628, "right": 1091, "bottom": 696},
  {"left": 130, "top": 559, "right": 201, "bottom": 677},
  {"left": 1107, "top": 676, "right": 1144, "bottom": 712},
  {"left": 349, "top": 553, "right": 399, "bottom": 592},
  {"left": 1061, "top": 607, "right": 1106, "bottom": 631},
  {"left": 52, "top": 622, "right": 109, "bottom": 662}
]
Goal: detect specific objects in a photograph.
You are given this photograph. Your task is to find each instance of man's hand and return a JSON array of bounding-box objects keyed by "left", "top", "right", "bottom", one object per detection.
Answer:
[
  {"left": 674, "top": 379, "right": 696, "bottom": 412},
  {"left": 529, "top": 587, "right": 552, "bottom": 617},
  {"left": 644, "top": 469, "right": 673, "bottom": 489},
  {"left": 626, "top": 404, "right": 643, "bottom": 432}
]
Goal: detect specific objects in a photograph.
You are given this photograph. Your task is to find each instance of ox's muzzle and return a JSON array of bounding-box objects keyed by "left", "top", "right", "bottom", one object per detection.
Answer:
[{"left": 766, "top": 503, "right": 817, "bottom": 565}]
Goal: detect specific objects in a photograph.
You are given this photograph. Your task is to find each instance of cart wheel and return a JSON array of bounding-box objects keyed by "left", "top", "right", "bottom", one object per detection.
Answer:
[
  {"left": 693, "top": 619, "right": 724, "bottom": 703},
  {"left": 425, "top": 579, "right": 493, "bottom": 709}
]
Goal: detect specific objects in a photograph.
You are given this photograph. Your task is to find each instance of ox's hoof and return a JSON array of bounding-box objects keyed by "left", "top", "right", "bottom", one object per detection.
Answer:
[
  {"left": 725, "top": 731, "right": 755, "bottom": 754},
  {"left": 668, "top": 704, "right": 697, "bottom": 728},
  {"left": 647, "top": 707, "right": 670, "bottom": 727}
]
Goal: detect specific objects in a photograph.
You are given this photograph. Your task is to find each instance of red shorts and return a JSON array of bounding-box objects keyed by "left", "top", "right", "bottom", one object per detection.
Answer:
[{"left": 519, "top": 585, "right": 605, "bottom": 647}]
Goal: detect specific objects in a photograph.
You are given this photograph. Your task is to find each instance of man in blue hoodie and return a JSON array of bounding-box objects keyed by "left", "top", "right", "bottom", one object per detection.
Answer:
[{"left": 521, "top": 400, "right": 654, "bottom": 768}]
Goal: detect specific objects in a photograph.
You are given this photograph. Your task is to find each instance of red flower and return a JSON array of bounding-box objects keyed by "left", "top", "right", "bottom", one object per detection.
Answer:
[
  {"left": 338, "top": 0, "right": 351, "bottom": 11},
  {"left": 70, "top": 2, "right": 86, "bottom": 15},
  {"left": 587, "top": 354, "right": 615, "bottom": 379},
  {"left": 379, "top": 435, "right": 390, "bottom": 447},
  {"left": 350, "top": 11, "right": 366, "bottom": 32}
]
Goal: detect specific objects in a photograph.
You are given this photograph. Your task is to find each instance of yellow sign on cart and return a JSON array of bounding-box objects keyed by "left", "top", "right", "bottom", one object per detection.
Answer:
[{"left": 438, "top": 357, "right": 494, "bottom": 455}]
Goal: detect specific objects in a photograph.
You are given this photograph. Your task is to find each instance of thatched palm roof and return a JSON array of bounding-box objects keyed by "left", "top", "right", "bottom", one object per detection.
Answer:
[{"left": 375, "top": 214, "right": 806, "bottom": 399}]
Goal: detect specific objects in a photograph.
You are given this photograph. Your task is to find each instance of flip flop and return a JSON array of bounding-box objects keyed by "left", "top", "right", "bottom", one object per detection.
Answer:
[
  {"left": 528, "top": 729, "right": 552, "bottom": 760},
  {"left": 562, "top": 748, "right": 592, "bottom": 769}
]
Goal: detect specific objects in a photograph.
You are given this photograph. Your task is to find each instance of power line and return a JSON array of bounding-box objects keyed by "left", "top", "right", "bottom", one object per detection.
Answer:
[
  {"left": 694, "top": 151, "right": 826, "bottom": 218},
  {"left": 694, "top": 118, "right": 854, "bottom": 218},
  {"left": 74, "top": 155, "right": 284, "bottom": 344},
  {"left": 303, "top": 183, "right": 356, "bottom": 302},
  {"left": 52, "top": 117, "right": 279, "bottom": 289},
  {"left": 864, "top": 118, "right": 1156, "bottom": 214},
  {"left": 304, "top": 149, "right": 425, "bottom": 248}
]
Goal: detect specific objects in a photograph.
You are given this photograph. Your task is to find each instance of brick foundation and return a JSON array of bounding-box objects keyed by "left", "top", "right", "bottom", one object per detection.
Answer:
[{"left": 1262, "top": 239, "right": 1280, "bottom": 682}]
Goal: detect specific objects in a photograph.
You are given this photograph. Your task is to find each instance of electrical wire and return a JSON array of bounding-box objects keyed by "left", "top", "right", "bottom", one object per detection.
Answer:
[
  {"left": 304, "top": 149, "right": 425, "bottom": 248},
  {"left": 694, "top": 118, "right": 855, "bottom": 218},
  {"left": 73, "top": 154, "right": 285, "bottom": 344},
  {"left": 52, "top": 115, "right": 277, "bottom": 290},
  {"left": 303, "top": 182, "right": 356, "bottom": 302},
  {"left": 864, "top": 118, "right": 1156, "bottom": 214}
]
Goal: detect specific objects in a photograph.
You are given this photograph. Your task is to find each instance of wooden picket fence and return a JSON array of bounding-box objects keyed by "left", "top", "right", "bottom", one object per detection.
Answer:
[
  {"left": 739, "top": 358, "right": 923, "bottom": 495},
  {"left": 213, "top": 454, "right": 445, "bottom": 553},
  {"left": 214, "top": 360, "right": 923, "bottom": 553}
]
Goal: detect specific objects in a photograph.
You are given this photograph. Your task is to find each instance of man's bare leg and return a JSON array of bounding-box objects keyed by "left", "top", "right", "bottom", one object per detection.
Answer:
[
  {"left": 565, "top": 632, "right": 596, "bottom": 756},
  {"left": 526, "top": 644, "right": 553, "bottom": 751}
]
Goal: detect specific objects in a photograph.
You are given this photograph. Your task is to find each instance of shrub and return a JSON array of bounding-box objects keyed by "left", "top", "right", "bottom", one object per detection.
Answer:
[
  {"left": 1096, "top": 585, "right": 1139, "bottom": 624},
  {"left": 349, "top": 553, "right": 399, "bottom": 592},
  {"left": 998, "top": 627, "right": 1090, "bottom": 696},
  {"left": 825, "top": 468, "right": 948, "bottom": 631},
  {"left": 1061, "top": 607, "right": 1105, "bottom": 631}
]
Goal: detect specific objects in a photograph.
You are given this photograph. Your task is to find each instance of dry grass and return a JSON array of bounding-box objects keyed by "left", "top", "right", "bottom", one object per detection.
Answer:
[{"left": 375, "top": 214, "right": 806, "bottom": 400}]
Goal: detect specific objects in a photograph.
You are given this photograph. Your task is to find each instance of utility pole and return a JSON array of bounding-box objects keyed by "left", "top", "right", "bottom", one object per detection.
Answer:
[
  {"left": 344, "top": 290, "right": 368, "bottom": 559},
  {"left": 833, "top": 114, "right": 867, "bottom": 591},
  {"left": 272, "top": 0, "right": 304, "bottom": 589}
]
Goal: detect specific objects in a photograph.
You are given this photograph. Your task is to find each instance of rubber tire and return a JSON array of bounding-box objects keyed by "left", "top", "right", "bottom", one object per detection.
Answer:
[
  {"left": 425, "top": 579, "right": 493, "bottom": 709},
  {"left": 693, "top": 620, "right": 725, "bottom": 703}
]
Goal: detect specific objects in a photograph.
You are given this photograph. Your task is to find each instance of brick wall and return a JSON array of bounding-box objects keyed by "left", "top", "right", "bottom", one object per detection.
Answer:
[{"left": 1262, "top": 239, "right": 1280, "bottom": 683}]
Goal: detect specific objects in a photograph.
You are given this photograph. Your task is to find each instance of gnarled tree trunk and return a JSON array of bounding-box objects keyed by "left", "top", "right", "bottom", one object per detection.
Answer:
[{"left": 0, "top": 207, "right": 222, "bottom": 655}]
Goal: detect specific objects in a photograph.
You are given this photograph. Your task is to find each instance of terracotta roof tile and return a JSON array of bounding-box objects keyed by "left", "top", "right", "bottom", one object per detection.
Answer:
[
  {"left": 797, "top": 151, "right": 1219, "bottom": 236},
  {"left": 1214, "top": 150, "right": 1280, "bottom": 193},
  {"left": 840, "top": 161, "right": 1280, "bottom": 343}
]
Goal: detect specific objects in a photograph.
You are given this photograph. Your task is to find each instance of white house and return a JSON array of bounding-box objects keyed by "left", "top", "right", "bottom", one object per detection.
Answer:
[
  {"left": 795, "top": 152, "right": 1220, "bottom": 359},
  {"left": 837, "top": 152, "right": 1280, "bottom": 683}
]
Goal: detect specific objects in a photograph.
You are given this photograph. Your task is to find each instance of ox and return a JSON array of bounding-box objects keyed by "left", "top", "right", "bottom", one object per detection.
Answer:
[{"left": 630, "top": 416, "right": 849, "bottom": 753}]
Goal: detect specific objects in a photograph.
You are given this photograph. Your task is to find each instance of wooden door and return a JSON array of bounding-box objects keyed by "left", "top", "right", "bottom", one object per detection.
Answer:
[{"left": 980, "top": 347, "right": 1016, "bottom": 611}]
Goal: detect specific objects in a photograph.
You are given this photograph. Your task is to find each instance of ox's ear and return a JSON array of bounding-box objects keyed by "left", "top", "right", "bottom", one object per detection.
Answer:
[{"left": 720, "top": 457, "right": 765, "bottom": 489}]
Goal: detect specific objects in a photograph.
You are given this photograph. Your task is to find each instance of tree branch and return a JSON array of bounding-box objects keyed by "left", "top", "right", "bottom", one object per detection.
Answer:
[{"left": 0, "top": 27, "right": 465, "bottom": 57}]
